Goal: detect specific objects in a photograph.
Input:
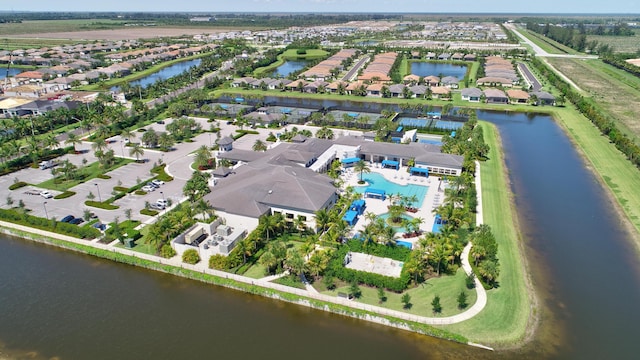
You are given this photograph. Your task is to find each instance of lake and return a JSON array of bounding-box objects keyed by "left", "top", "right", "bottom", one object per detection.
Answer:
[
  {"left": 269, "top": 60, "right": 309, "bottom": 77},
  {"left": 0, "top": 67, "right": 23, "bottom": 80},
  {"left": 110, "top": 58, "right": 201, "bottom": 92},
  {"left": 410, "top": 62, "right": 467, "bottom": 78},
  {"left": 0, "top": 109, "right": 639, "bottom": 359}
]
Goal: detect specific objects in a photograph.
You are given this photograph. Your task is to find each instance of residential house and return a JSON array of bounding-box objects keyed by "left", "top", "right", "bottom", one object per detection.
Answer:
[
  {"left": 531, "top": 91, "right": 556, "bottom": 106},
  {"left": 506, "top": 89, "right": 530, "bottom": 104},
  {"left": 483, "top": 88, "right": 509, "bottom": 104},
  {"left": 430, "top": 86, "right": 451, "bottom": 99},
  {"left": 440, "top": 76, "right": 459, "bottom": 89},
  {"left": 461, "top": 87, "right": 483, "bottom": 102},
  {"left": 388, "top": 84, "right": 406, "bottom": 98}
]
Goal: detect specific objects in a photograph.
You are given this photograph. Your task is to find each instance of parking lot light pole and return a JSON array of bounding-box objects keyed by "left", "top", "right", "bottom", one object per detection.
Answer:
[
  {"left": 120, "top": 140, "right": 125, "bottom": 158},
  {"left": 43, "top": 201, "right": 49, "bottom": 220},
  {"left": 208, "top": 133, "right": 212, "bottom": 148},
  {"left": 94, "top": 183, "right": 102, "bottom": 203}
]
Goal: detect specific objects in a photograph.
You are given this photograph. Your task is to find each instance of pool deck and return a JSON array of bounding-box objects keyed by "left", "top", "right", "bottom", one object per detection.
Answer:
[{"left": 342, "top": 165, "right": 446, "bottom": 247}]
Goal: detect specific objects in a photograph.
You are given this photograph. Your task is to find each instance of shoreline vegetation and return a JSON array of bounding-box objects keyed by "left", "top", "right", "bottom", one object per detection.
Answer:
[
  {"left": 441, "top": 122, "right": 535, "bottom": 346},
  {"left": 0, "top": 221, "right": 475, "bottom": 348}
]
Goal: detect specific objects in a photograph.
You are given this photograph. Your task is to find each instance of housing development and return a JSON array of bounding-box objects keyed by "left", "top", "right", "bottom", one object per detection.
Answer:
[{"left": 1, "top": 10, "right": 639, "bottom": 359}]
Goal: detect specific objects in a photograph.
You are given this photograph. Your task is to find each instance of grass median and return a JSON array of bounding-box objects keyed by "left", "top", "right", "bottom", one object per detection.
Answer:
[{"left": 441, "top": 121, "right": 532, "bottom": 347}]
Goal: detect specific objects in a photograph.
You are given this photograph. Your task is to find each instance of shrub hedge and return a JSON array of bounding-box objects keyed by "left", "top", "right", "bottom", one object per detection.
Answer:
[
  {"left": 9, "top": 182, "right": 28, "bottom": 190},
  {"left": 97, "top": 174, "right": 111, "bottom": 179},
  {"left": 151, "top": 164, "right": 174, "bottom": 182},
  {"left": 140, "top": 209, "right": 158, "bottom": 216},
  {"left": 85, "top": 201, "right": 118, "bottom": 210},
  {"left": 54, "top": 191, "right": 76, "bottom": 199},
  {"left": 325, "top": 241, "right": 411, "bottom": 292},
  {"left": 0, "top": 208, "right": 100, "bottom": 239}
]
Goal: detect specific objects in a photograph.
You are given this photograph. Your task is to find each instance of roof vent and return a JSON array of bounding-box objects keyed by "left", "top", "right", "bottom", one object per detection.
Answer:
[{"left": 268, "top": 190, "right": 273, "bottom": 194}]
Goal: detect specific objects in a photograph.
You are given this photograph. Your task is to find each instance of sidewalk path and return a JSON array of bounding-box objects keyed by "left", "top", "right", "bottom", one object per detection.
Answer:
[{"left": 0, "top": 163, "right": 492, "bottom": 334}]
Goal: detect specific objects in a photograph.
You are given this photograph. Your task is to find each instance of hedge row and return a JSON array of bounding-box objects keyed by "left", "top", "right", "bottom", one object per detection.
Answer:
[
  {"left": 9, "top": 182, "right": 28, "bottom": 190},
  {"left": 325, "top": 244, "right": 411, "bottom": 292},
  {"left": 0, "top": 147, "right": 71, "bottom": 177},
  {"left": 54, "top": 191, "right": 76, "bottom": 199},
  {"left": 85, "top": 201, "right": 119, "bottom": 210},
  {"left": 140, "top": 209, "right": 158, "bottom": 216},
  {"left": 345, "top": 239, "right": 411, "bottom": 261},
  {"left": 0, "top": 208, "right": 100, "bottom": 239}
]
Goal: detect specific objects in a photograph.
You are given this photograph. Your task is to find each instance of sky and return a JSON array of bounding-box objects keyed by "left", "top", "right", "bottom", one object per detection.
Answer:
[{"left": 5, "top": 0, "right": 640, "bottom": 14}]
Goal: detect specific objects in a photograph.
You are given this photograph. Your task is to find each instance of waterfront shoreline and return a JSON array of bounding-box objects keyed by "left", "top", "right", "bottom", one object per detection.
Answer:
[{"left": 0, "top": 222, "right": 491, "bottom": 350}]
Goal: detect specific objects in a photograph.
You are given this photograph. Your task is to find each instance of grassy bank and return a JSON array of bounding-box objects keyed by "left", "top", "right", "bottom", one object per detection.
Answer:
[
  {"left": 441, "top": 122, "right": 533, "bottom": 346},
  {"left": 0, "top": 223, "right": 469, "bottom": 345},
  {"left": 551, "top": 107, "right": 640, "bottom": 250}
]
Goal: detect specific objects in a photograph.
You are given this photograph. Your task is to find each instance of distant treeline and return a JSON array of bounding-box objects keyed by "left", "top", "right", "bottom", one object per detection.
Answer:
[{"left": 0, "top": 12, "right": 396, "bottom": 28}]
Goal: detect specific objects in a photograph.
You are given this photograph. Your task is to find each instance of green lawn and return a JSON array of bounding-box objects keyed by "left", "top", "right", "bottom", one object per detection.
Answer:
[
  {"left": 0, "top": 37, "right": 86, "bottom": 50},
  {"left": 586, "top": 34, "right": 640, "bottom": 53},
  {"left": 517, "top": 28, "right": 577, "bottom": 55},
  {"left": 320, "top": 268, "right": 476, "bottom": 317},
  {"left": 441, "top": 122, "right": 532, "bottom": 346},
  {"left": 244, "top": 263, "right": 268, "bottom": 279},
  {"left": 37, "top": 158, "right": 134, "bottom": 191}
]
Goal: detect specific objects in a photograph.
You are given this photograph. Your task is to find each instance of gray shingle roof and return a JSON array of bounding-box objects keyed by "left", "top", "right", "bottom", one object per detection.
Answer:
[{"left": 204, "top": 163, "right": 336, "bottom": 217}]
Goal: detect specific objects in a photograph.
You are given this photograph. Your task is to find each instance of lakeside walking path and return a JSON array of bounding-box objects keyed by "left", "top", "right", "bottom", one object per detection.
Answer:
[{"left": 0, "top": 163, "right": 490, "bottom": 331}]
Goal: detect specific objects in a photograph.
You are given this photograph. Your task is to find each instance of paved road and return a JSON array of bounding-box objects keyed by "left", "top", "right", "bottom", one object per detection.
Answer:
[
  {"left": 517, "top": 62, "right": 542, "bottom": 91},
  {"left": 504, "top": 23, "right": 597, "bottom": 59},
  {"left": 341, "top": 55, "right": 370, "bottom": 82}
]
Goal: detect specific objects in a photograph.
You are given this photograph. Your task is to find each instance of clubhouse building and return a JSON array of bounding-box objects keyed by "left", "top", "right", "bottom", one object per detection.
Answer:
[{"left": 205, "top": 135, "right": 463, "bottom": 231}]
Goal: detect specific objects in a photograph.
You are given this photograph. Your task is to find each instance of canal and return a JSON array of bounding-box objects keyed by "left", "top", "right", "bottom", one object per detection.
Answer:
[{"left": 0, "top": 109, "right": 639, "bottom": 359}]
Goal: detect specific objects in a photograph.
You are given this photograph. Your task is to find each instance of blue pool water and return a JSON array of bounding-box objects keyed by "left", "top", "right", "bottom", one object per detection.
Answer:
[
  {"left": 419, "top": 139, "right": 443, "bottom": 145},
  {"left": 354, "top": 173, "right": 428, "bottom": 208},
  {"left": 396, "top": 241, "right": 413, "bottom": 249}
]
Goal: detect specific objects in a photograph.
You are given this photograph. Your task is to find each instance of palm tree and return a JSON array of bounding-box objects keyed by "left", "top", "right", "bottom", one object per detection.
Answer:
[
  {"left": 194, "top": 145, "right": 212, "bottom": 169},
  {"left": 354, "top": 160, "right": 370, "bottom": 183},
  {"left": 121, "top": 128, "right": 136, "bottom": 142},
  {"left": 129, "top": 143, "right": 144, "bottom": 162},
  {"left": 314, "top": 209, "right": 331, "bottom": 234},
  {"left": 92, "top": 138, "right": 109, "bottom": 153},
  {"left": 259, "top": 251, "right": 278, "bottom": 274},
  {"left": 65, "top": 132, "right": 82, "bottom": 153},
  {"left": 259, "top": 214, "right": 278, "bottom": 242},
  {"left": 252, "top": 139, "right": 267, "bottom": 152}
]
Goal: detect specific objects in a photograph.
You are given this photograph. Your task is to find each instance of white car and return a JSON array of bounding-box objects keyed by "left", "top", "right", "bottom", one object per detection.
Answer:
[
  {"left": 156, "top": 199, "right": 168, "bottom": 206},
  {"left": 151, "top": 180, "right": 164, "bottom": 186},
  {"left": 141, "top": 185, "right": 155, "bottom": 192},
  {"left": 40, "top": 190, "right": 53, "bottom": 199}
]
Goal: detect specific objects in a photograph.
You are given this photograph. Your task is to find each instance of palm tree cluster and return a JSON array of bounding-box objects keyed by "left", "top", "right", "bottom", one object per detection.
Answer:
[
  {"left": 440, "top": 115, "right": 490, "bottom": 171},
  {"left": 277, "top": 126, "right": 313, "bottom": 142},
  {"left": 146, "top": 203, "right": 196, "bottom": 254},
  {"left": 166, "top": 117, "right": 201, "bottom": 142},
  {"left": 469, "top": 224, "right": 500, "bottom": 288}
]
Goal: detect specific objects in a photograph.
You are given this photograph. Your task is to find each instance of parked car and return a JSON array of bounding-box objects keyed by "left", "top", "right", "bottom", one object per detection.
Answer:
[
  {"left": 156, "top": 120, "right": 165, "bottom": 124},
  {"left": 40, "top": 190, "right": 53, "bottom": 199},
  {"left": 60, "top": 215, "right": 75, "bottom": 223},
  {"left": 141, "top": 185, "right": 155, "bottom": 192},
  {"left": 93, "top": 222, "right": 107, "bottom": 231},
  {"left": 156, "top": 199, "right": 168, "bottom": 206},
  {"left": 69, "top": 218, "right": 84, "bottom": 225},
  {"left": 148, "top": 182, "right": 160, "bottom": 189},
  {"left": 150, "top": 203, "right": 165, "bottom": 210},
  {"left": 151, "top": 180, "right": 164, "bottom": 186}
]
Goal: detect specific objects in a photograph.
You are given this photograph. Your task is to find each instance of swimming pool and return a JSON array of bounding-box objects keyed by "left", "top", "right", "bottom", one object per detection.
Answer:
[
  {"left": 378, "top": 213, "right": 413, "bottom": 233},
  {"left": 354, "top": 172, "right": 428, "bottom": 208},
  {"left": 396, "top": 240, "right": 413, "bottom": 249}
]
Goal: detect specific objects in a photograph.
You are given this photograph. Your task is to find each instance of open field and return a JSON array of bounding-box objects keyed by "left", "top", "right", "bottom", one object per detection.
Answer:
[
  {"left": 0, "top": 37, "right": 86, "bottom": 50},
  {"left": 2, "top": 21, "right": 232, "bottom": 41},
  {"left": 441, "top": 122, "right": 533, "bottom": 346},
  {"left": 587, "top": 34, "right": 640, "bottom": 53},
  {"left": 546, "top": 57, "right": 640, "bottom": 144}
]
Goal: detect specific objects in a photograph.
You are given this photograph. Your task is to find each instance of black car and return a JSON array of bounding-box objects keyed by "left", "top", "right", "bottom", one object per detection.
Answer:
[
  {"left": 61, "top": 215, "right": 75, "bottom": 223},
  {"left": 156, "top": 120, "right": 165, "bottom": 124},
  {"left": 69, "top": 218, "right": 84, "bottom": 225}
]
